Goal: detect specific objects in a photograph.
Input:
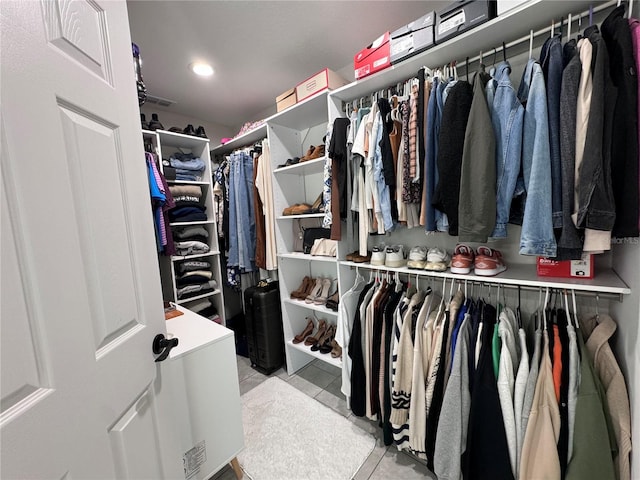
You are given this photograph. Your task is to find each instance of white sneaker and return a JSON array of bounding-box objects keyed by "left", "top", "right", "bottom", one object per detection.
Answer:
[
  {"left": 424, "top": 247, "right": 450, "bottom": 271},
  {"left": 407, "top": 246, "right": 428, "bottom": 269},
  {"left": 370, "top": 243, "right": 386, "bottom": 266},
  {"left": 385, "top": 245, "right": 406, "bottom": 267}
]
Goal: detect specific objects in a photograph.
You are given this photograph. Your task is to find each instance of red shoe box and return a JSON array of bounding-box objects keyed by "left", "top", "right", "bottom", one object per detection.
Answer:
[
  {"left": 354, "top": 32, "right": 391, "bottom": 79},
  {"left": 536, "top": 254, "right": 595, "bottom": 279}
]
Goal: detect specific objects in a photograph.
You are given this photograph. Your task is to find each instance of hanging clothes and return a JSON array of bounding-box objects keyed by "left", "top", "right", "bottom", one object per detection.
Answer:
[
  {"left": 227, "top": 150, "right": 256, "bottom": 272},
  {"left": 254, "top": 140, "right": 277, "bottom": 270}
]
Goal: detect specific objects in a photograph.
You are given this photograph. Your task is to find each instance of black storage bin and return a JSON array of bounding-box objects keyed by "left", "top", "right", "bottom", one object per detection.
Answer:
[
  {"left": 243, "top": 281, "right": 285, "bottom": 375},
  {"left": 435, "top": 0, "right": 497, "bottom": 44}
]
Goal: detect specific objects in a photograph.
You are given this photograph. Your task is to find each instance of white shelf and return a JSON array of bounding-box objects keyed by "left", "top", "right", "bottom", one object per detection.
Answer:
[
  {"left": 171, "top": 251, "right": 220, "bottom": 261},
  {"left": 142, "top": 129, "right": 156, "bottom": 137},
  {"left": 166, "top": 180, "right": 208, "bottom": 185},
  {"left": 330, "top": 0, "right": 599, "bottom": 103},
  {"left": 176, "top": 289, "right": 221, "bottom": 305},
  {"left": 283, "top": 298, "right": 338, "bottom": 316},
  {"left": 156, "top": 129, "right": 209, "bottom": 148},
  {"left": 268, "top": 90, "right": 329, "bottom": 129},
  {"left": 340, "top": 261, "right": 631, "bottom": 296},
  {"left": 278, "top": 252, "right": 337, "bottom": 263},
  {"left": 287, "top": 339, "right": 342, "bottom": 369},
  {"left": 210, "top": 124, "right": 268, "bottom": 154},
  {"left": 274, "top": 157, "right": 325, "bottom": 175},
  {"left": 277, "top": 213, "right": 325, "bottom": 220},
  {"left": 169, "top": 220, "right": 215, "bottom": 227}
]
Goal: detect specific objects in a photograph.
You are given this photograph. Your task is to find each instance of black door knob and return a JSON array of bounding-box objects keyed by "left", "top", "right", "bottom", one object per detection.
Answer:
[{"left": 152, "top": 333, "right": 179, "bottom": 362}]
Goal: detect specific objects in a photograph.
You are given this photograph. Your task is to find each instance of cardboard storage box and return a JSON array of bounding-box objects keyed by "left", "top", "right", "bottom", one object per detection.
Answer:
[
  {"left": 276, "top": 88, "right": 297, "bottom": 112},
  {"left": 295, "top": 68, "right": 348, "bottom": 103},
  {"left": 536, "top": 254, "right": 595, "bottom": 279},
  {"left": 390, "top": 11, "right": 436, "bottom": 64},
  {"left": 435, "top": 0, "right": 497, "bottom": 44},
  {"left": 354, "top": 32, "right": 391, "bottom": 79},
  {"left": 497, "top": 0, "right": 530, "bottom": 16}
]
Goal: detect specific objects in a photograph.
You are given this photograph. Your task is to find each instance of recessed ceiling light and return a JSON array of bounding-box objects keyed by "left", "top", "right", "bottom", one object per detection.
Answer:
[{"left": 190, "top": 62, "right": 214, "bottom": 77}]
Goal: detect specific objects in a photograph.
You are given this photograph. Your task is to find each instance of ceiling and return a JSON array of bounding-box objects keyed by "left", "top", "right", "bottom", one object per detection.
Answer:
[{"left": 126, "top": 1, "right": 449, "bottom": 129}]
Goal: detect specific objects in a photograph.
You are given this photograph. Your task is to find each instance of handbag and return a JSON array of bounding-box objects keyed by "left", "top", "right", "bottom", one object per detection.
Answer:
[
  {"left": 303, "top": 227, "right": 331, "bottom": 254},
  {"left": 293, "top": 218, "right": 323, "bottom": 252},
  {"left": 310, "top": 238, "right": 337, "bottom": 257}
]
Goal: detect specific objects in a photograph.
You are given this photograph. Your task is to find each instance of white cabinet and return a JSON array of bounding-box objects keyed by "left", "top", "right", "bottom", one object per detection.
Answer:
[
  {"left": 144, "top": 129, "right": 226, "bottom": 325},
  {"left": 160, "top": 307, "right": 244, "bottom": 480}
]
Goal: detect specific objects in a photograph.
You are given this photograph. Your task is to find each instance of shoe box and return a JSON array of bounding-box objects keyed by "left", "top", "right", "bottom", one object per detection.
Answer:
[
  {"left": 276, "top": 87, "right": 297, "bottom": 112},
  {"left": 354, "top": 31, "right": 391, "bottom": 80},
  {"left": 390, "top": 11, "right": 436, "bottom": 64},
  {"left": 295, "top": 68, "right": 349, "bottom": 103},
  {"left": 536, "top": 254, "right": 595, "bottom": 279},
  {"left": 435, "top": 0, "right": 497, "bottom": 44}
]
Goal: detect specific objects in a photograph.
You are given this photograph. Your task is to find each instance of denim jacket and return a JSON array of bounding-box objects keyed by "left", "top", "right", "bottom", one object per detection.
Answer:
[
  {"left": 516, "top": 59, "right": 557, "bottom": 257},
  {"left": 488, "top": 61, "right": 524, "bottom": 238}
]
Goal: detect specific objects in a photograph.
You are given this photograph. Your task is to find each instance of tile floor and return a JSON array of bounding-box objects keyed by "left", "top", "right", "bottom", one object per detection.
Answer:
[{"left": 212, "top": 356, "right": 436, "bottom": 480}]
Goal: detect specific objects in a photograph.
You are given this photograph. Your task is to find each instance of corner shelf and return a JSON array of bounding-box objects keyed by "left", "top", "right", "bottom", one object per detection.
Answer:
[
  {"left": 210, "top": 124, "right": 268, "bottom": 154},
  {"left": 274, "top": 157, "right": 325, "bottom": 176},
  {"left": 278, "top": 252, "right": 337, "bottom": 263},
  {"left": 176, "top": 289, "right": 221, "bottom": 305},
  {"left": 171, "top": 251, "right": 220, "bottom": 261},
  {"left": 287, "top": 340, "right": 342, "bottom": 369},
  {"left": 283, "top": 298, "right": 339, "bottom": 317},
  {"left": 277, "top": 213, "right": 325, "bottom": 220}
]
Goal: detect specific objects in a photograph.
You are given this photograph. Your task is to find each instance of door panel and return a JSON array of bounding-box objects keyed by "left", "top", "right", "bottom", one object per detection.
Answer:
[{"left": 1, "top": 1, "right": 181, "bottom": 478}]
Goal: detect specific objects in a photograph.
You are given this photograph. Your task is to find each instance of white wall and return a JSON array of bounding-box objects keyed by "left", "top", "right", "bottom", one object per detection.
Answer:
[{"left": 139, "top": 104, "right": 235, "bottom": 147}]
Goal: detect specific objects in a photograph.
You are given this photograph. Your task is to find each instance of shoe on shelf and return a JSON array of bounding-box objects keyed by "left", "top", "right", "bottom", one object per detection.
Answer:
[
  {"left": 451, "top": 244, "right": 475, "bottom": 274},
  {"left": 305, "top": 278, "right": 324, "bottom": 303},
  {"left": 305, "top": 319, "right": 327, "bottom": 346},
  {"left": 304, "top": 144, "right": 325, "bottom": 161},
  {"left": 283, "top": 203, "right": 312, "bottom": 216},
  {"left": 148, "top": 113, "right": 164, "bottom": 130},
  {"left": 424, "top": 247, "right": 450, "bottom": 272},
  {"left": 326, "top": 290, "right": 339, "bottom": 311},
  {"left": 183, "top": 124, "right": 196, "bottom": 136},
  {"left": 345, "top": 250, "right": 359, "bottom": 261},
  {"left": 195, "top": 126, "right": 207, "bottom": 138},
  {"left": 330, "top": 339, "right": 342, "bottom": 358},
  {"left": 293, "top": 317, "right": 315, "bottom": 344},
  {"left": 407, "top": 246, "right": 428, "bottom": 269},
  {"left": 290, "top": 276, "right": 311, "bottom": 299},
  {"left": 474, "top": 246, "right": 507, "bottom": 276},
  {"left": 277, "top": 157, "right": 301, "bottom": 169},
  {"left": 385, "top": 245, "right": 406, "bottom": 268},
  {"left": 168, "top": 126, "right": 183, "bottom": 133},
  {"left": 370, "top": 243, "right": 387, "bottom": 266},
  {"left": 307, "top": 193, "right": 324, "bottom": 213},
  {"left": 299, "top": 145, "right": 316, "bottom": 162},
  {"left": 141, "top": 113, "right": 149, "bottom": 130},
  {"left": 318, "top": 324, "right": 336, "bottom": 354},
  {"left": 351, "top": 252, "right": 371, "bottom": 263},
  {"left": 314, "top": 278, "right": 332, "bottom": 305}
]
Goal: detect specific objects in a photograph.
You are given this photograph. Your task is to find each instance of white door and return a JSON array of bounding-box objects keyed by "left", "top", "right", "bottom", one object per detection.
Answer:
[{"left": 1, "top": 1, "right": 182, "bottom": 478}]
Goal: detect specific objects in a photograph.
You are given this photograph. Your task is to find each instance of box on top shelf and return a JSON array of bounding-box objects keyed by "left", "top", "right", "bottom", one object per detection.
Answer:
[
  {"left": 390, "top": 11, "right": 436, "bottom": 65},
  {"left": 435, "top": 0, "right": 497, "bottom": 44},
  {"left": 295, "top": 68, "right": 349, "bottom": 103},
  {"left": 276, "top": 88, "right": 297, "bottom": 112},
  {"left": 354, "top": 32, "right": 391, "bottom": 80},
  {"left": 536, "top": 254, "right": 595, "bottom": 279},
  {"left": 497, "top": 0, "right": 530, "bottom": 16}
]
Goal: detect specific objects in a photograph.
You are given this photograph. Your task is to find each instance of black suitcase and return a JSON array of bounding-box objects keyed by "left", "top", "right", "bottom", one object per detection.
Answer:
[{"left": 243, "top": 281, "right": 285, "bottom": 375}]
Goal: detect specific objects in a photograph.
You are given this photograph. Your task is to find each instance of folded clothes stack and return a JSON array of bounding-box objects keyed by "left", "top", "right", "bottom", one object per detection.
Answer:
[
  {"left": 176, "top": 279, "right": 218, "bottom": 300},
  {"left": 165, "top": 152, "right": 205, "bottom": 181},
  {"left": 168, "top": 185, "right": 207, "bottom": 222},
  {"left": 174, "top": 240, "right": 210, "bottom": 256},
  {"left": 187, "top": 298, "right": 220, "bottom": 323},
  {"left": 173, "top": 225, "right": 209, "bottom": 244}
]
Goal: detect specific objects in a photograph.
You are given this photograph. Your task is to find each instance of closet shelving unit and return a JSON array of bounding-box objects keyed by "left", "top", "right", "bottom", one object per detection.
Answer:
[
  {"left": 268, "top": 90, "right": 342, "bottom": 373},
  {"left": 144, "top": 128, "right": 226, "bottom": 325}
]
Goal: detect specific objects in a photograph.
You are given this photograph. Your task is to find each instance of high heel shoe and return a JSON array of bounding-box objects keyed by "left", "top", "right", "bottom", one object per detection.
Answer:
[
  {"left": 313, "top": 278, "right": 332, "bottom": 305},
  {"left": 325, "top": 289, "right": 339, "bottom": 311},
  {"left": 305, "top": 278, "right": 323, "bottom": 303},
  {"left": 304, "top": 319, "right": 326, "bottom": 346},
  {"left": 318, "top": 325, "right": 336, "bottom": 353},
  {"left": 290, "top": 276, "right": 311, "bottom": 300},
  {"left": 293, "top": 317, "right": 315, "bottom": 344},
  {"left": 307, "top": 193, "right": 324, "bottom": 214},
  {"left": 312, "top": 323, "right": 334, "bottom": 352}
]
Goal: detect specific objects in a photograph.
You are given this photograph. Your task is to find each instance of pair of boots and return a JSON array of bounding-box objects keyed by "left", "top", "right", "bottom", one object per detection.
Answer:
[
  {"left": 299, "top": 144, "right": 325, "bottom": 162},
  {"left": 141, "top": 113, "right": 163, "bottom": 130}
]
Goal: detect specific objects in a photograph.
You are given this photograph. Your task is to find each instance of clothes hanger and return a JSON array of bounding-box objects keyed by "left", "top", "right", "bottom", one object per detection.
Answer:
[
  {"left": 517, "top": 285, "right": 522, "bottom": 329},
  {"left": 503, "top": 41, "right": 507, "bottom": 62},
  {"left": 542, "top": 287, "right": 550, "bottom": 331},
  {"left": 595, "top": 293, "right": 600, "bottom": 321},
  {"left": 571, "top": 289, "right": 579, "bottom": 329},
  {"left": 529, "top": 29, "right": 534, "bottom": 59}
]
